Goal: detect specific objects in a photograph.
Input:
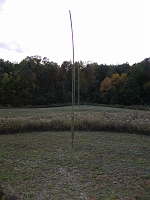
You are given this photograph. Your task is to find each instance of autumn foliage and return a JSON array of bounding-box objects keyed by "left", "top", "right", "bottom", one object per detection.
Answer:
[{"left": 0, "top": 56, "right": 150, "bottom": 106}]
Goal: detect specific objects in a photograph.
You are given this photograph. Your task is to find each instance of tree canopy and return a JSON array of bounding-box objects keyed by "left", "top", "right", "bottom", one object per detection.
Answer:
[{"left": 0, "top": 56, "right": 150, "bottom": 107}]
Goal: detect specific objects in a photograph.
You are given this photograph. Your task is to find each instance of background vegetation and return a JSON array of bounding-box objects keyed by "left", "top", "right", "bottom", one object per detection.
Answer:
[{"left": 0, "top": 56, "right": 150, "bottom": 107}]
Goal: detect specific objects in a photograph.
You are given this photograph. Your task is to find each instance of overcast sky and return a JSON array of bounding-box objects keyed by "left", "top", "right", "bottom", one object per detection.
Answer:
[{"left": 0, "top": 0, "right": 150, "bottom": 65}]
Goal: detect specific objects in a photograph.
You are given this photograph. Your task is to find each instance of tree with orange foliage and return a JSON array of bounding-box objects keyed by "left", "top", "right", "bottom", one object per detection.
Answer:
[{"left": 100, "top": 77, "right": 113, "bottom": 103}]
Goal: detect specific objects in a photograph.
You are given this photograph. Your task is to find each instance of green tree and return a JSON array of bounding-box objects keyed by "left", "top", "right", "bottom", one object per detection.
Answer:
[
  {"left": 121, "top": 77, "right": 141, "bottom": 105},
  {"left": 55, "top": 61, "right": 72, "bottom": 103},
  {"left": 81, "top": 63, "right": 96, "bottom": 102},
  {"left": 143, "top": 81, "right": 150, "bottom": 104},
  {"left": 0, "top": 73, "right": 11, "bottom": 106},
  {"left": 127, "top": 64, "right": 147, "bottom": 91},
  {"left": 19, "top": 69, "right": 36, "bottom": 105},
  {"left": 78, "top": 66, "right": 88, "bottom": 103}
]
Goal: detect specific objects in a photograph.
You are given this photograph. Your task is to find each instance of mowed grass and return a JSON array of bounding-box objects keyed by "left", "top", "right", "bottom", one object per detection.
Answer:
[
  {"left": 0, "top": 131, "right": 150, "bottom": 200},
  {"left": 0, "top": 105, "right": 148, "bottom": 117}
]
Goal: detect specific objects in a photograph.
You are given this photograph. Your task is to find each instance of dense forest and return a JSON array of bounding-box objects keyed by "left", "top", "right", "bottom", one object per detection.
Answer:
[{"left": 0, "top": 56, "right": 150, "bottom": 107}]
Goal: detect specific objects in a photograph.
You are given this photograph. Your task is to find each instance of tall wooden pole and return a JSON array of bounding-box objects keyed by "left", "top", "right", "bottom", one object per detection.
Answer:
[
  {"left": 78, "top": 62, "right": 80, "bottom": 106},
  {"left": 69, "top": 10, "right": 75, "bottom": 148}
]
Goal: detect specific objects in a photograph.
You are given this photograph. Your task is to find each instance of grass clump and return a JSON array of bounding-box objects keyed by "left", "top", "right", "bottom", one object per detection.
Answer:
[{"left": 0, "top": 184, "right": 18, "bottom": 200}]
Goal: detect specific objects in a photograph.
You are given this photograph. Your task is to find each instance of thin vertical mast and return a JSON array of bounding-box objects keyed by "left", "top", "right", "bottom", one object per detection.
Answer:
[
  {"left": 69, "top": 10, "right": 75, "bottom": 148},
  {"left": 78, "top": 62, "right": 80, "bottom": 106}
]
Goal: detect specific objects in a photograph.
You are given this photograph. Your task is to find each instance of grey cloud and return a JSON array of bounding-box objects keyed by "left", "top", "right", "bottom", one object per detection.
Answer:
[{"left": 0, "top": 41, "right": 25, "bottom": 53}]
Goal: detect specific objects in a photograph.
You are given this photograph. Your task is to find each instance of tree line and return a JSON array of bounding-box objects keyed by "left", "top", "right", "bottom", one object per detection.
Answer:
[{"left": 0, "top": 56, "right": 150, "bottom": 107}]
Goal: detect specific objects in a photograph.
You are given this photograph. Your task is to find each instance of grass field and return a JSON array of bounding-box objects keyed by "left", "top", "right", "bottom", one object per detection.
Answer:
[
  {"left": 0, "top": 105, "right": 150, "bottom": 135},
  {"left": 0, "top": 131, "right": 150, "bottom": 200},
  {"left": 0, "top": 106, "right": 150, "bottom": 199},
  {"left": 0, "top": 105, "right": 140, "bottom": 117}
]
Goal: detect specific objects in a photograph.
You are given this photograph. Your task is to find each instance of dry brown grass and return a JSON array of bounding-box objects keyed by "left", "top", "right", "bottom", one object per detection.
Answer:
[{"left": 0, "top": 108, "right": 150, "bottom": 135}]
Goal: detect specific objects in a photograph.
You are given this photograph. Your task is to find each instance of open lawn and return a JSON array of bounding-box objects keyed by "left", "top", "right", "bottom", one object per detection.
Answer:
[
  {"left": 0, "top": 131, "right": 150, "bottom": 200},
  {"left": 0, "top": 105, "right": 149, "bottom": 117}
]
